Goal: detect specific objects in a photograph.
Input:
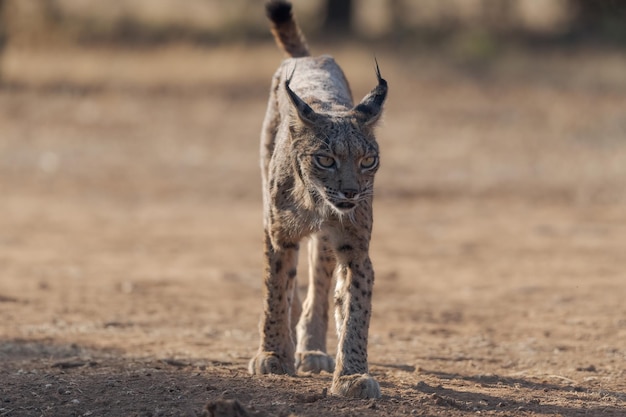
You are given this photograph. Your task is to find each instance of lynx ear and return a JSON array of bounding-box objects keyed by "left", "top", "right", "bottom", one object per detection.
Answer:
[
  {"left": 352, "top": 59, "right": 388, "bottom": 126},
  {"left": 285, "top": 67, "right": 322, "bottom": 126}
]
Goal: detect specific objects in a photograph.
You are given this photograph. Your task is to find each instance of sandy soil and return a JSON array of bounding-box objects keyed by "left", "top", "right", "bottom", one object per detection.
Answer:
[{"left": 1, "top": 44, "right": 625, "bottom": 416}]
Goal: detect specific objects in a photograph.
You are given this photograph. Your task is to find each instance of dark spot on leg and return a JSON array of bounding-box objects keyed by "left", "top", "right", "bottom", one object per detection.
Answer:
[{"left": 337, "top": 244, "right": 353, "bottom": 252}]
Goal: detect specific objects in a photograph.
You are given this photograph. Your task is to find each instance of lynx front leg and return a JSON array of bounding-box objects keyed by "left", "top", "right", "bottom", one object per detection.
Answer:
[
  {"left": 249, "top": 233, "right": 299, "bottom": 375},
  {"left": 295, "top": 233, "right": 335, "bottom": 374},
  {"left": 331, "top": 252, "right": 380, "bottom": 398}
]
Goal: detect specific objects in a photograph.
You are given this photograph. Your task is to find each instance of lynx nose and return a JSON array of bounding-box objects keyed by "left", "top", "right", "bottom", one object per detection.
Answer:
[{"left": 341, "top": 189, "right": 359, "bottom": 200}]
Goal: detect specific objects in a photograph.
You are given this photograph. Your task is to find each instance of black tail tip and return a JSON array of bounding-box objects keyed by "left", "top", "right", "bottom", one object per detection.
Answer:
[{"left": 266, "top": 1, "right": 293, "bottom": 24}]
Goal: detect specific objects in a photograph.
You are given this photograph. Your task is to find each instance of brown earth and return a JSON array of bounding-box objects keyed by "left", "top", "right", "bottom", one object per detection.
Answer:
[{"left": 1, "top": 43, "right": 625, "bottom": 416}]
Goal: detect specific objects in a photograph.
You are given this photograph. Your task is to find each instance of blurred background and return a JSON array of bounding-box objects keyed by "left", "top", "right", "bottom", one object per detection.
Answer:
[
  {"left": 0, "top": 0, "right": 625, "bottom": 203},
  {"left": 1, "top": 3, "right": 626, "bottom": 411},
  {"left": 2, "top": 0, "right": 626, "bottom": 46}
]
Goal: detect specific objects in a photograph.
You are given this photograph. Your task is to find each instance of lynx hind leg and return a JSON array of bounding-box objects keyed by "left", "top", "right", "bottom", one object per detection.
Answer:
[
  {"left": 290, "top": 279, "right": 302, "bottom": 346},
  {"left": 296, "top": 350, "right": 335, "bottom": 374},
  {"left": 249, "top": 236, "right": 299, "bottom": 376},
  {"left": 295, "top": 234, "right": 335, "bottom": 374}
]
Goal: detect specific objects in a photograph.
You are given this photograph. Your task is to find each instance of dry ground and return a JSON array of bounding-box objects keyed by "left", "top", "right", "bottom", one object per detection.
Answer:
[{"left": 1, "top": 42, "right": 625, "bottom": 416}]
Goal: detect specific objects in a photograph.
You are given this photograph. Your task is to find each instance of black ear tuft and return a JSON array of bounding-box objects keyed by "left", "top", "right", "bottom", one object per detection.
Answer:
[
  {"left": 284, "top": 65, "right": 323, "bottom": 126},
  {"left": 266, "top": 1, "right": 293, "bottom": 25},
  {"left": 352, "top": 59, "right": 388, "bottom": 126}
]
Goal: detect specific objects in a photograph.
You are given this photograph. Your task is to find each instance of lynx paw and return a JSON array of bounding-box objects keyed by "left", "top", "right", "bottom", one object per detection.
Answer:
[
  {"left": 248, "top": 351, "right": 295, "bottom": 375},
  {"left": 295, "top": 351, "right": 335, "bottom": 373},
  {"left": 330, "top": 374, "right": 381, "bottom": 398}
]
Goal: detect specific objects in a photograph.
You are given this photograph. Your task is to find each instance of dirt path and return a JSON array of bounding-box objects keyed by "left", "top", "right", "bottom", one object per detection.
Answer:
[{"left": 1, "top": 45, "right": 625, "bottom": 416}]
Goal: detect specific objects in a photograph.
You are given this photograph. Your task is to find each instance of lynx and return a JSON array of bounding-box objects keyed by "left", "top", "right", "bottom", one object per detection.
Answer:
[{"left": 249, "top": 1, "right": 388, "bottom": 399}]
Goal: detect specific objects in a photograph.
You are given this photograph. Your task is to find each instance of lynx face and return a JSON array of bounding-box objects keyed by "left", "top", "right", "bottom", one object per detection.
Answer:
[
  {"left": 284, "top": 64, "right": 386, "bottom": 219},
  {"left": 291, "top": 117, "right": 379, "bottom": 217}
]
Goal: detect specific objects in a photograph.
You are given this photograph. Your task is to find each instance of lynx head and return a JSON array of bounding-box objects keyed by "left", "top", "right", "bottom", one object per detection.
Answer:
[{"left": 286, "top": 63, "right": 388, "bottom": 218}]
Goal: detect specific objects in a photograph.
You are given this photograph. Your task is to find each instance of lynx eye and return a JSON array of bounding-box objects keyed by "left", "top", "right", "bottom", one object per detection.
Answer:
[
  {"left": 360, "top": 156, "right": 378, "bottom": 170},
  {"left": 314, "top": 155, "right": 336, "bottom": 169}
]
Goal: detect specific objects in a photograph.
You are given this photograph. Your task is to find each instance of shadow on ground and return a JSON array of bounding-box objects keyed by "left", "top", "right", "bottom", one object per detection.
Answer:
[{"left": 1, "top": 339, "right": 624, "bottom": 417}]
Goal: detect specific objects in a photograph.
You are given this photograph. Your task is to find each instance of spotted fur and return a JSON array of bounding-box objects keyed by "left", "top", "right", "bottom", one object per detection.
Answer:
[{"left": 249, "top": 1, "right": 388, "bottom": 399}]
